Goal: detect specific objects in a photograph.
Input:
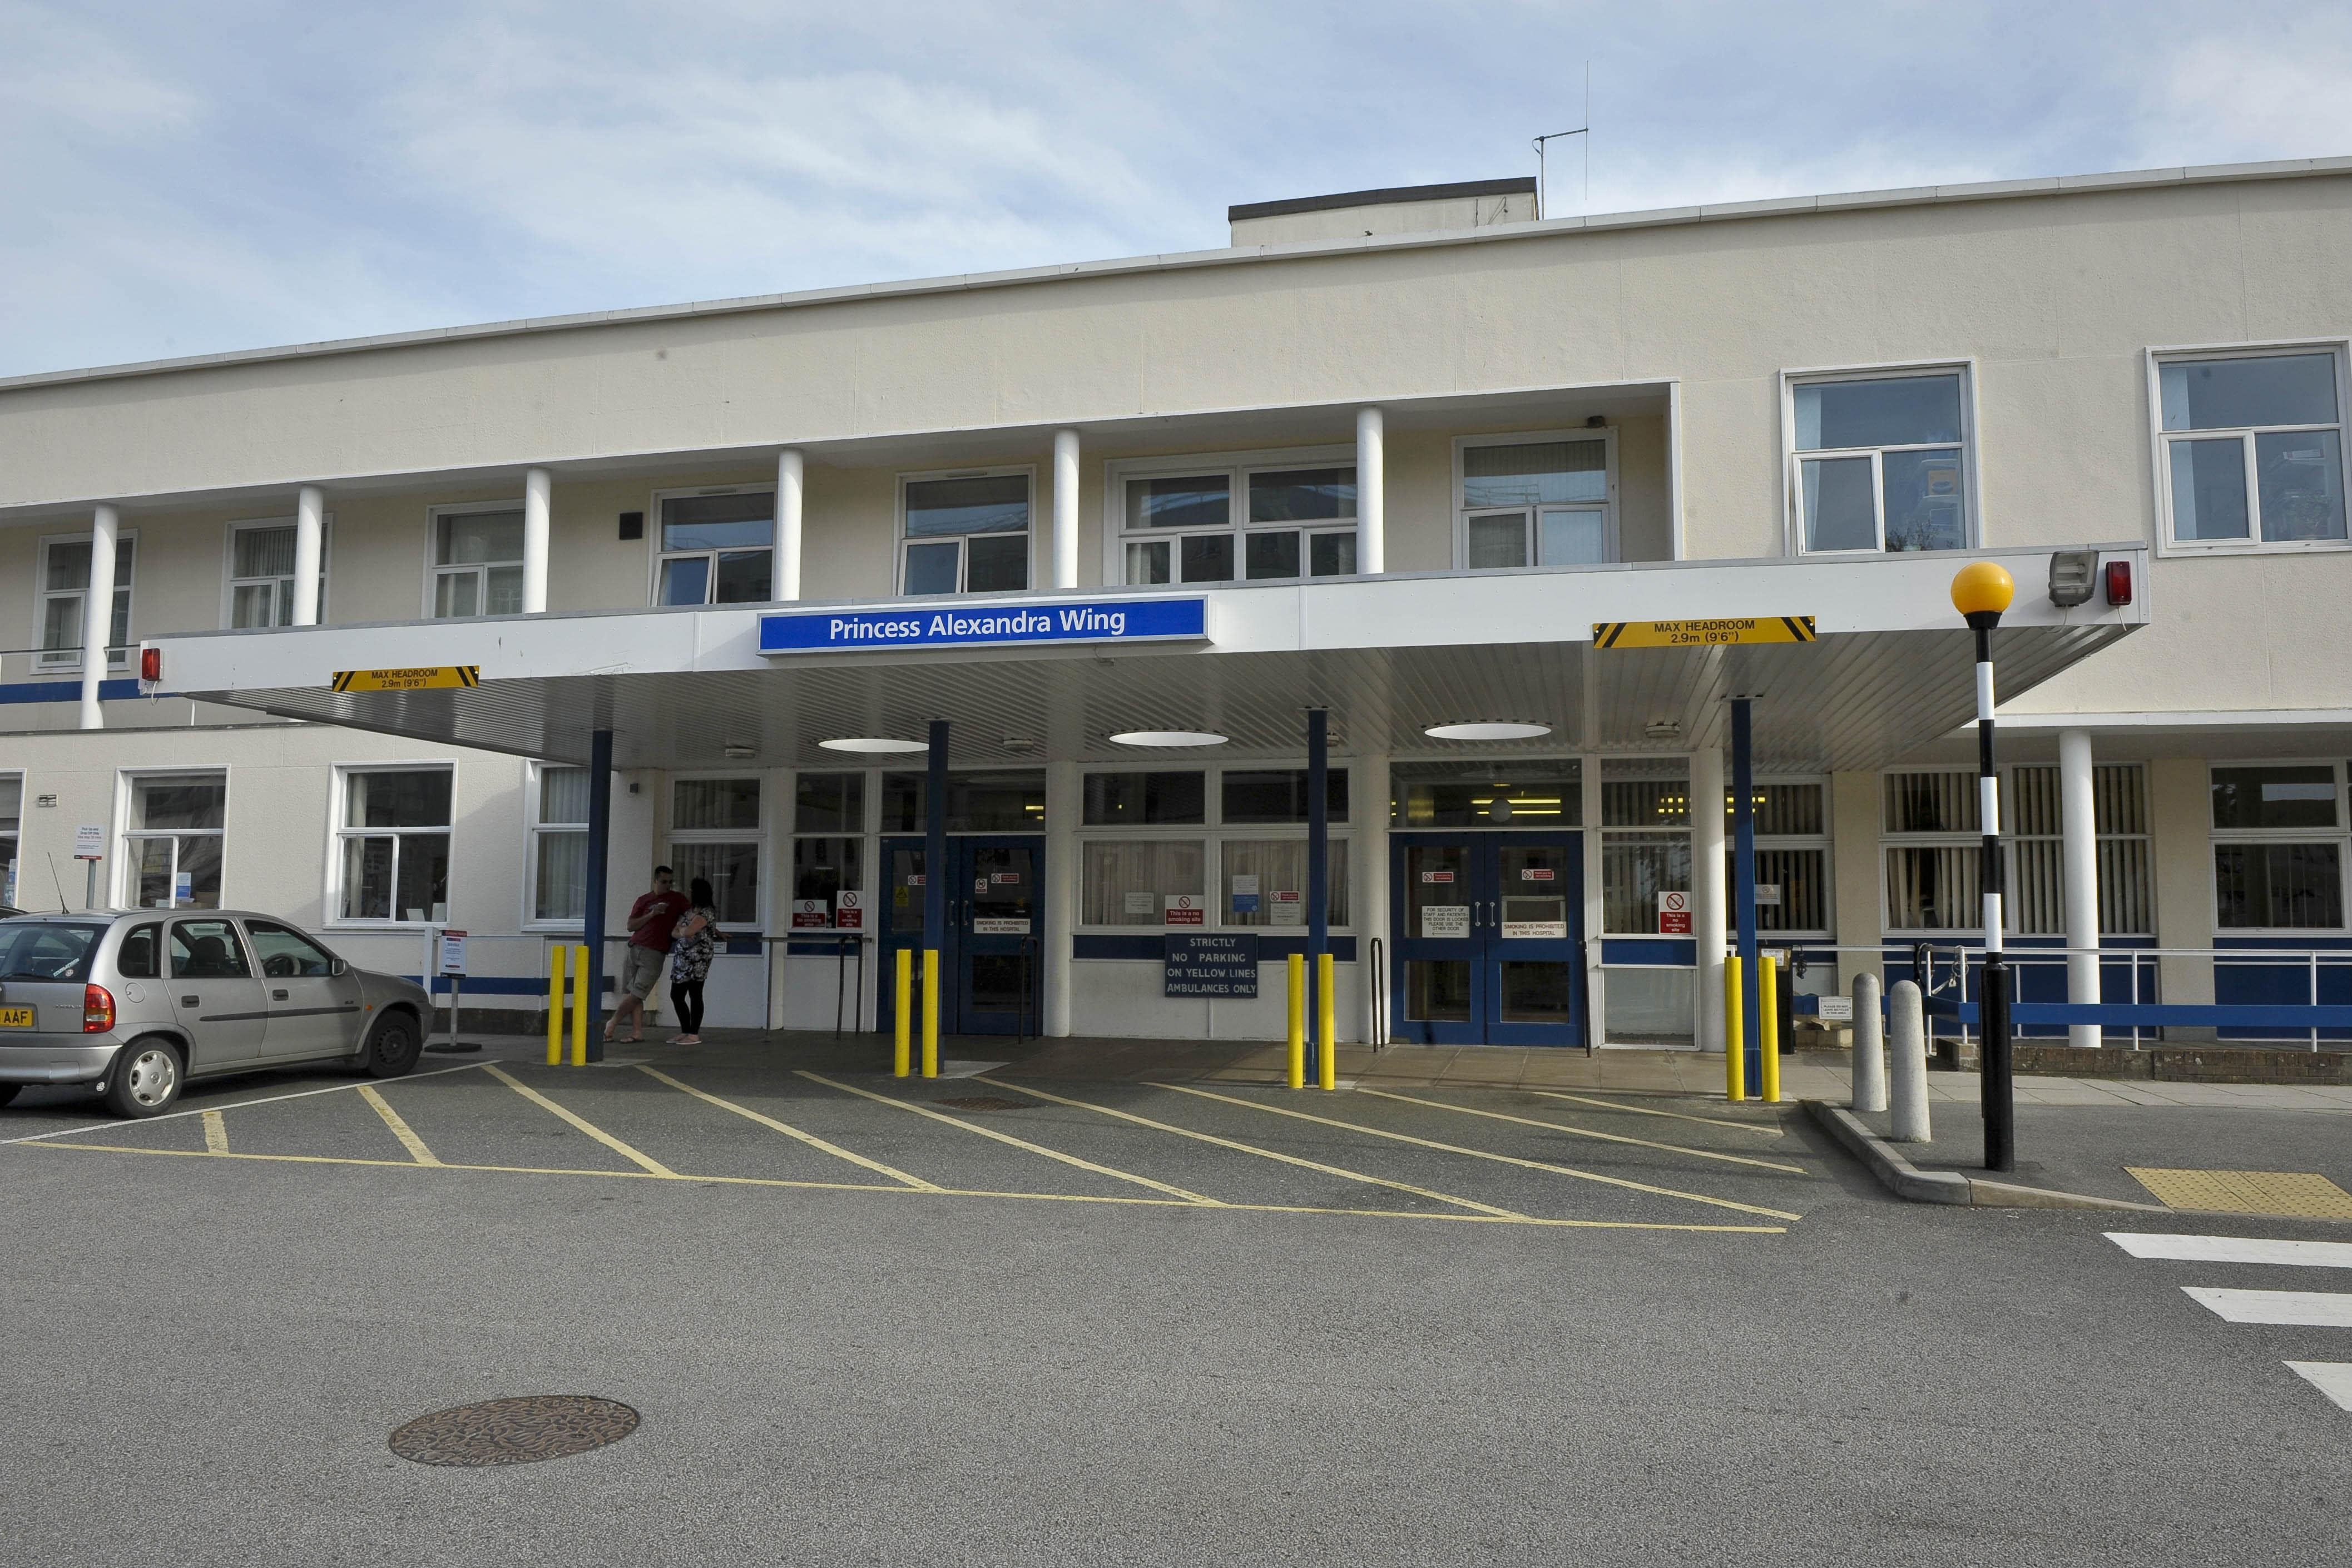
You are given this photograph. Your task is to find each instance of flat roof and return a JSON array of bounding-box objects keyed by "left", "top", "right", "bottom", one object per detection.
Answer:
[
  {"left": 1227, "top": 177, "right": 1537, "bottom": 221},
  {"left": 4, "top": 154, "right": 2348, "bottom": 396}
]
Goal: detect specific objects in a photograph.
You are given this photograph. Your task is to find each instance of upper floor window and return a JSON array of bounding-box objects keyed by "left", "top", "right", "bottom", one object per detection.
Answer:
[
  {"left": 656, "top": 490, "right": 774, "bottom": 605},
  {"left": 226, "top": 518, "right": 328, "bottom": 628},
  {"left": 430, "top": 506, "right": 524, "bottom": 618},
  {"left": 2156, "top": 348, "right": 2349, "bottom": 552},
  {"left": 1457, "top": 434, "right": 1613, "bottom": 568},
  {"left": 1787, "top": 369, "right": 1972, "bottom": 554},
  {"left": 1116, "top": 453, "right": 1358, "bottom": 585},
  {"left": 37, "top": 533, "right": 135, "bottom": 672},
  {"left": 902, "top": 472, "right": 1030, "bottom": 596}
]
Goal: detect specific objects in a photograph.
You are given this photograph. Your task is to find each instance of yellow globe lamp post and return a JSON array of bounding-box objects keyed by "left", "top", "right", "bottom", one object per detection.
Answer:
[{"left": 1952, "top": 560, "right": 2017, "bottom": 1172}]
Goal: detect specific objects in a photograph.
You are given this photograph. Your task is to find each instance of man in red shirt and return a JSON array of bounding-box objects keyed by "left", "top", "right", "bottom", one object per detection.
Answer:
[{"left": 608, "top": 865, "right": 690, "bottom": 1043}]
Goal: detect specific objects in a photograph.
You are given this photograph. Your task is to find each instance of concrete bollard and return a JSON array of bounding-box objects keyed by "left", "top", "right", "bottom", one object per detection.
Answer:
[
  {"left": 1887, "top": 979, "right": 1930, "bottom": 1143},
  {"left": 1850, "top": 973, "right": 1886, "bottom": 1115}
]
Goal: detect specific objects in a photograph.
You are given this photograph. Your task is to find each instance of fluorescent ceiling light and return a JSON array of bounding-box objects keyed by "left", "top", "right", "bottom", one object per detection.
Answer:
[
  {"left": 1110, "top": 730, "right": 1228, "bottom": 747},
  {"left": 819, "top": 737, "right": 929, "bottom": 753},
  {"left": 1423, "top": 721, "right": 1551, "bottom": 742}
]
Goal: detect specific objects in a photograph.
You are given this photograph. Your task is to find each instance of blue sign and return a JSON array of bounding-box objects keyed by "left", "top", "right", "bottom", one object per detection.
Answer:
[
  {"left": 1164, "top": 932, "right": 1260, "bottom": 998},
  {"left": 760, "top": 597, "right": 1207, "bottom": 656}
]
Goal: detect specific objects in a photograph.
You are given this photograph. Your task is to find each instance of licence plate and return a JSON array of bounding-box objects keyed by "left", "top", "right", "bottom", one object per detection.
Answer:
[{"left": 0, "top": 1006, "right": 34, "bottom": 1029}]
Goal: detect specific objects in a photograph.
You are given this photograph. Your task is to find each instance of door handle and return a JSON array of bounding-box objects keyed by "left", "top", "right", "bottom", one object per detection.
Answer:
[
  {"left": 180, "top": 995, "right": 198, "bottom": 1007},
  {"left": 272, "top": 989, "right": 289, "bottom": 1001}
]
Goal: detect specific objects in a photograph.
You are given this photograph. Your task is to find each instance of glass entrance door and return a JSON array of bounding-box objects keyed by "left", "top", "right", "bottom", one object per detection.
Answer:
[
  {"left": 1389, "top": 832, "right": 1584, "bottom": 1046},
  {"left": 879, "top": 835, "right": 1045, "bottom": 1038}
]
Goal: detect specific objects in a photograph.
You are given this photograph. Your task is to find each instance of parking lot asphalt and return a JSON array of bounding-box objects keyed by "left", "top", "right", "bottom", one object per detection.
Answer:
[{"left": 5, "top": 1047, "right": 2350, "bottom": 1566}]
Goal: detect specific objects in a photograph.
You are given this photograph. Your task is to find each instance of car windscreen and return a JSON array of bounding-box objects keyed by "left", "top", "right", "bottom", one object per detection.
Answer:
[{"left": 0, "top": 921, "right": 109, "bottom": 984}]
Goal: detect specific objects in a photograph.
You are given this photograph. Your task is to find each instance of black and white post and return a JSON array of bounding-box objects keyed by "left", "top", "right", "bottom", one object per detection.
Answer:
[{"left": 1952, "top": 562, "right": 2017, "bottom": 1173}]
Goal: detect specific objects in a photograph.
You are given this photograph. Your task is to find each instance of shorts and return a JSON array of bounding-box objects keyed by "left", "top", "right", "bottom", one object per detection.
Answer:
[{"left": 622, "top": 944, "right": 666, "bottom": 1000}]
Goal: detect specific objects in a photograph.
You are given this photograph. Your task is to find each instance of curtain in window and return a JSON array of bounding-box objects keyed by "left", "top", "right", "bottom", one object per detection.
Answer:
[{"left": 1082, "top": 841, "right": 1204, "bottom": 925}]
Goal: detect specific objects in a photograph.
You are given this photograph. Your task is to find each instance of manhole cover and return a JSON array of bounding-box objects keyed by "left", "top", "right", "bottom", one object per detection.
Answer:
[
  {"left": 389, "top": 1396, "right": 640, "bottom": 1467},
  {"left": 938, "top": 1095, "right": 1035, "bottom": 1112}
]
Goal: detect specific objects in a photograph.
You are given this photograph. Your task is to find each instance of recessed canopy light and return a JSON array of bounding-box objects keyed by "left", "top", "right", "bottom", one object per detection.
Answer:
[
  {"left": 1423, "top": 721, "right": 1551, "bottom": 742},
  {"left": 819, "top": 737, "right": 929, "bottom": 753},
  {"left": 1110, "top": 730, "right": 1229, "bottom": 747},
  {"left": 722, "top": 743, "right": 757, "bottom": 760}
]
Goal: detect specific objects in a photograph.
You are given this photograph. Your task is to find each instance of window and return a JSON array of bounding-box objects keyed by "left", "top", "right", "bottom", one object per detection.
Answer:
[
  {"left": 170, "top": 917, "right": 251, "bottom": 979},
  {"left": 122, "top": 772, "right": 227, "bottom": 910},
  {"left": 429, "top": 506, "right": 524, "bottom": 618},
  {"left": 1116, "top": 453, "right": 1358, "bottom": 585},
  {"left": 226, "top": 518, "right": 327, "bottom": 628},
  {"left": 902, "top": 473, "right": 1031, "bottom": 595},
  {"left": 655, "top": 490, "right": 774, "bottom": 605},
  {"left": 1221, "top": 769, "right": 1348, "bottom": 826},
  {"left": 1220, "top": 840, "right": 1348, "bottom": 927},
  {"left": 2156, "top": 349, "right": 2349, "bottom": 549},
  {"left": 2211, "top": 762, "right": 2345, "bottom": 930},
  {"left": 1882, "top": 770, "right": 1980, "bottom": 931},
  {"left": 2008, "top": 765, "right": 2153, "bottom": 936},
  {"left": 531, "top": 766, "right": 588, "bottom": 925},
  {"left": 0, "top": 775, "right": 18, "bottom": 908},
  {"left": 670, "top": 777, "right": 762, "bottom": 927},
  {"left": 1787, "top": 369, "right": 1972, "bottom": 553},
  {"left": 1083, "top": 772, "right": 1206, "bottom": 826},
  {"left": 1724, "top": 781, "right": 1830, "bottom": 935},
  {"left": 0, "top": 922, "right": 106, "bottom": 981},
  {"left": 882, "top": 770, "right": 1047, "bottom": 832},
  {"left": 1082, "top": 841, "right": 1206, "bottom": 926},
  {"left": 37, "top": 534, "right": 135, "bottom": 671},
  {"left": 116, "top": 923, "right": 161, "bottom": 979},
  {"left": 1392, "top": 762, "right": 1582, "bottom": 827},
  {"left": 245, "top": 919, "right": 339, "bottom": 978},
  {"left": 1602, "top": 760, "right": 1691, "bottom": 934},
  {"left": 791, "top": 772, "right": 865, "bottom": 926},
  {"left": 337, "top": 768, "right": 453, "bottom": 923},
  {"left": 1458, "top": 434, "right": 1614, "bottom": 569}
]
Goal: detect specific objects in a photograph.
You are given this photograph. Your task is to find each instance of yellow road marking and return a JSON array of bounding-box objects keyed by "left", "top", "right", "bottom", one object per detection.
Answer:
[
  {"left": 1154, "top": 1084, "right": 1803, "bottom": 1222},
  {"left": 1356, "top": 1088, "right": 1808, "bottom": 1174},
  {"left": 798, "top": 1071, "right": 1223, "bottom": 1205},
  {"left": 976, "top": 1075, "right": 1527, "bottom": 1219},
  {"left": 637, "top": 1066, "right": 939, "bottom": 1190},
  {"left": 0, "top": 1060, "right": 495, "bottom": 1146},
  {"left": 483, "top": 1063, "right": 677, "bottom": 1177},
  {"left": 358, "top": 1084, "right": 442, "bottom": 1167},
  {"left": 201, "top": 1112, "right": 228, "bottom": 1154},
  {"left": 14, "top": 1139, "right": 1782, "bottom": 1231},
  {"left": 1526, "top": 1089, "right": 1785, "bottom": 1135}
]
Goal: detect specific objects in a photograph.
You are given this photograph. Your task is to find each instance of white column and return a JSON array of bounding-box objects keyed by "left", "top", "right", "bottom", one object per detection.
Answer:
[
  {"left": 1692, "top": 745, "right": 1727, "bottom": 1054},
  {"left": 1581, "top": 759, "right": 1606, "bottom": 1045},
  {"left": 2059, "top": 728, "right": 2103, "bottom": 1049},
  {"left": 1052, "top": 429, "right": 1080, "bottom": 591},
  {"left": 1355, "top": 406, "right": 1385, "bottom": 575},
  {"left": 1044, "top": 759, "right": 1078, "bottom": 1035},
  {"left": 1352, "top": 750, "right": 1392, "bottom": 1045},
  {"left": 776, "top": 448, "right": 805, "bottom": 601},
  {"left": 78, "top": 504, "right": 118, "bottom": 731},
  {"left": 291, "top": 485, "right": 324, "bottom": 626},
  {"left": 521, "top": 467, "right": 552, "bottom": 614}
]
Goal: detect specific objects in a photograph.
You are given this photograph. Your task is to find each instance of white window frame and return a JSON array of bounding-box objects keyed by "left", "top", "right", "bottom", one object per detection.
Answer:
[
  {"left": 1073, "top": 763, "right": 1353, "bottom": 933},
  {"left": 897, "top": 465, "right": 1036, "bottom": 597},
  {"left": 1104, "top": 444, "right": 1360, "bottom": 587},
  {"left": 34, "top": 529, "right": 137, "bottom": 673},
  {"left": 1451, "top": 428, "right": 1620, "bottom": 571},
  {"left": 1780, "top": 361, "right": 1979, "bottom": 557},
  {"left": 1727, "top": 775, "right": 1833, "bottom": 940},
  {"left": 422, "top": 500, "right": 526, "bottom": 619},
  {"left": 221, "top": 515, "right": 331, "bottom": 630},
  {"left": 328, "top": 762, "right": 457, "bottom": 929},
  {"left": 2007, "top": 762, "right": 2153, "bottom": 937},
  {"left": 1600, "top": 756, "right": 1692, "bottom": 937},
  {"left": 2206, "top": 758, "right": 2349, "bottom": 935},
  {"left": 2146, "top": 340, "right": 2352, "bottom": 557},
  {"left": 113, "top": 767, "right": 230, "bottom": 910},
  {"left": 1881, "top": 764, "right": 2155, "bottom": 938},
  {"left": 1, "top": 768, "right": 28, "bottom": 909},
  {"left": 667, "top": 771, "right": 767, "bottom": 932},
  {"left": 524, "top": 762, "right": 589, "bottom": 931},
  {"left": 646, "top": 483, "right": 778, "bottom": 607}
]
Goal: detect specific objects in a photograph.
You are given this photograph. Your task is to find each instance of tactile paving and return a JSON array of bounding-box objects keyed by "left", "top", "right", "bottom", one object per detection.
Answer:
[{"left": 2125, "top": 1167, "right": 2352, "bottom": 1219}]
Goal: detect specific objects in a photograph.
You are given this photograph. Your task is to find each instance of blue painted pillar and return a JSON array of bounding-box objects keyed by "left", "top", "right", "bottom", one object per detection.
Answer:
[
  {"left": 1306, "top": 708, "right": 1330, "bottom": 1075},
  {"left": 583, "top": 727, "right": 614, "bottom": 1063},
  {"left": 924, "top": 717, "right": 949, "bottom": 976},
  {"left": 1731, "top": 698, "right": 1760, "bottom": 1096}
]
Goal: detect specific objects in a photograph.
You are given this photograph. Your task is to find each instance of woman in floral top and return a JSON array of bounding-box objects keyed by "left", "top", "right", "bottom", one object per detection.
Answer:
[{"left": 666, "top": 877, "right": 719, "bottom": 1044}]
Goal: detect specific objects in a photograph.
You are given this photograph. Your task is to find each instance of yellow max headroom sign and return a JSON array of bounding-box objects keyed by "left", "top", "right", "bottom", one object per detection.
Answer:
[
  {"left": 331, "top": 666, "right": 481, "bottom": 693},
  {"left": 1592, "top": 617, "right": 1817, "bottom": 649}
]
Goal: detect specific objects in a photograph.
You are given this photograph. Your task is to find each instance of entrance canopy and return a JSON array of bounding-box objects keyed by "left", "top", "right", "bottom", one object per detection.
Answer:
[{"left": 142, "top": 547, "right": 2146, "bottom": 771}]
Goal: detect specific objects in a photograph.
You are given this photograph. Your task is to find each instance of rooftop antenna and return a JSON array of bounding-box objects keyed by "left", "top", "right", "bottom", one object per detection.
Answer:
[{"left": 1532, "top": 62, "right": 1592, "bottom": 218}]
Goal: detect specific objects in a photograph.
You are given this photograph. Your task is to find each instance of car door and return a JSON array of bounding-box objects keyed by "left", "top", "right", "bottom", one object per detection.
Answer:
[
  {"left": 242, "top": 918, "right": 364, "bottom": 1062},
  {"left": 165, "top": 917, "right": 269, "bottom": 1067}
]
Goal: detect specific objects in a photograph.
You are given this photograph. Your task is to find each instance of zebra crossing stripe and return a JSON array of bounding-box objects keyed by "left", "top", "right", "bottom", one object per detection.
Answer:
[
  {"left": 2286, "top": 1362, "right": 2352, "bottom": 1412},
  {"left": 2182, "top": 1286, "right": 2352, "bottom": 1327},
  {"left": 2107, "top": 1233, "right": 2352, "bottom": 1269}
]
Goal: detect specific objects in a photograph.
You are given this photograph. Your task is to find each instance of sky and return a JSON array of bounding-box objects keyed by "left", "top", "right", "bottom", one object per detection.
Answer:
[{"left": 4, "top": 0, "right": 2351, "bottom": 379}]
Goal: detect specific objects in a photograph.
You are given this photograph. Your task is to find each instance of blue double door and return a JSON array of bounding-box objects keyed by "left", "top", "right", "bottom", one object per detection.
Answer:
[
  {"left": 878, "top": 835, "right": 1043, "bottom": 1037},
  {"left": 1390, "top": 832, "right": 1585, "bottom": 1046}
]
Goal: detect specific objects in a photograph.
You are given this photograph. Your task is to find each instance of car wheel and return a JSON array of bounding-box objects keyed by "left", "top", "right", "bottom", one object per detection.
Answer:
[
  {"left": 362, "top": 1013, "right": 423, "bottom": 1079},
  {"left": 0, "top": 1084, "right": 20, "bottom": 1108},
  {"left": 104, "top": 1038, "right": 184, "bottom": 1118}
]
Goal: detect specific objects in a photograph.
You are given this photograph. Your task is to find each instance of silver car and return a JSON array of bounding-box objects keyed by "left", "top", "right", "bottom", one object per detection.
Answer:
[{"left": 0, "top": 910, "right": 430, "bottom": 1118}]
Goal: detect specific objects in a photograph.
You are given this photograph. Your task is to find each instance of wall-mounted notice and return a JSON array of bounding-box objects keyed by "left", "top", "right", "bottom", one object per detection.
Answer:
[
  {"left": 1422, "top": 905, "right": 1470, "bottom": 939},
  {"left": 1657, "top": 890, "right": 1692, "bottom": 935},
  {"left": 1163, "top": 932, "right": 1259, "bottom": 998},
  {"left": 834, "top": 890, "right": 865, "bottom": 930},
  {"left": 1163, "top": 894, "right": 1205, "bottom": 927}
]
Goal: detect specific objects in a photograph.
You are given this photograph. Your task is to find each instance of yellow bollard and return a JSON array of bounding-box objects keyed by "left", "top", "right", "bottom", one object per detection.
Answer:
[
  {"left": 920, "top": 949, "right": 940, "bottom": 1079},
  {"left": 1725, "top": 952, "right": 1746, "bottom": 1103},
  {"left": 570, "top": 945, "right": 590, "bottom": 1066},
  {"left": 893, "top": 947, "right": 913, "bottom": 1078},
  {"left": 1317, "top": 952, "right": 1337, "bottom": 1090},
  {"left": 547, "top": 945, "right": 567, "bottom": 1066},
  {"left": 1760, "top": 952, "right": 1781, "bottom": 1104},
  {"left": 1286, "top": 952, "right": 1306, "bottom": 1089}
]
